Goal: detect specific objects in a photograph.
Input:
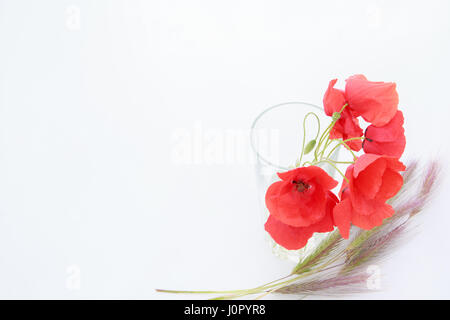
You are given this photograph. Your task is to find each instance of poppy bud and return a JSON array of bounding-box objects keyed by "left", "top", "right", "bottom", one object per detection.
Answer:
[{"left": 304, "top": 140, "right": 316, "bottom": 154}]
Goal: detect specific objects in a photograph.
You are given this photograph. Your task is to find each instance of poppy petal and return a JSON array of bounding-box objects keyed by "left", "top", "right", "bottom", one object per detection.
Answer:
[
  {"left": 351, "top": 203, "right": 395, "bottom": 230},
  {"left": 354, "top": 158, "right": 386, "bottom": 199},
  {"left": 363, "top": 111, "right": 406, "bottom": 157},
  {"left": 264, "top": 215, "right": 315, "bottom": 250},
  {"left": 365, "top": 111, "right": 404, "bottom": 142},
  {"left": 375, "top": 169, "right": 404, "bottom": 201},
  {"left": 323, "top": 79, "right": 346, "bottom": 116},
  {"left": 345, "top": 75, "right": 399, "bottom": 127},
  {"left": 333, "top": 198, "right": 352, "bottom": 239}
]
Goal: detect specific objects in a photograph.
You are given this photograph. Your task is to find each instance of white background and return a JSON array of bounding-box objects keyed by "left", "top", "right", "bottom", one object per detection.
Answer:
[{"left": 0, "top": 0, "right": 449, "bottom": 299}]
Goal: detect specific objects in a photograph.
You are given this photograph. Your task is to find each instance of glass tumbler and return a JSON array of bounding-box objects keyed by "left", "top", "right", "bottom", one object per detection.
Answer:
[{"left": 250, "top": 102, "right": 341, "bottom": 263}]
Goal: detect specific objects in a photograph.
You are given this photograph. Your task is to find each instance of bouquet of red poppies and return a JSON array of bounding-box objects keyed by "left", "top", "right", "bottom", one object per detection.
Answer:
[
  {"left": 158, "top": 75, "right": 440, "bottom": 299},
  {"left": 265, "top": 74, "right": 406, "bottom": 250}
]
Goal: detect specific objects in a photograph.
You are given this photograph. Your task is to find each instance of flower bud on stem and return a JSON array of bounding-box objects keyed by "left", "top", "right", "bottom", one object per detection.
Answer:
[{"left": 296, "top": 104, "right": 361, "bottom": 182}]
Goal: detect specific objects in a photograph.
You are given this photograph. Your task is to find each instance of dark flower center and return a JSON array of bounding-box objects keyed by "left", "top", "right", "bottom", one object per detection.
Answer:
[{"left": 292, "top": 180, "right": 310, "bottom": 192}]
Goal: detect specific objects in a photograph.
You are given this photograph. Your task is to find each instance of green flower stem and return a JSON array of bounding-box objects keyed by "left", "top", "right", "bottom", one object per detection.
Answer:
[
  {"left": 315, "top": 159, "right": 349, "bottom": 183},
  {"left": 338, "top": 141, "right": 358, "bottom": 160},
  {"left": 297, "top": 112, "right": 321, "bottom": 166},
  {"left": 327, "top": 160, "right": 355, "bottom": 165},
  {"left": 211, "top": 271, "right": 315, "bottom": 300},
  {"left": 325, "top": 137, "right": 364, "bottom": 160},
  {"left": 155, "top": 288, "right": 248, "bottom": 295},
  {"left": 211, "top": 245, "right": 350, "bottom": 300},
  {"left": 155, "top": 274, "right": 294, "bottom": 296},
  {"left": 249, "top": 250, "right": 348, "bottom": 299},
  {"left": 318, "top": 138, "right": 334, "bottom": 160},
  {"left": 313, "top": 104, "right": 348, "bottom": 162},
  {"left": 303, "top": 159, "right": 348, "bottom": 183},
  {"left": 159, "top": 244, "right": 350, "bottom": 300},
  {"left": 314, "top": 123, "right": 335, "bottom": 161},
  {"left": 211, "top": 255, "right": 346, "bottom": 300}
]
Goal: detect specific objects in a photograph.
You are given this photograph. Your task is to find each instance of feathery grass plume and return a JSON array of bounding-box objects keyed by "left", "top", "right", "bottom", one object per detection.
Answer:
[
  {"left": 410, "top": 160, "right": 440, "bottom": 217},
  {"left": 277, "top": 272, "right": 370, "bottom": 295},
  {"left": 401, "top": 160, "right": 418, "bottom": 182},
  {"left": 387, "top": 159, "right": 420, "bottom": 206},
  {"left": 388, "top": 160, "right": 439, "bottom": 219},
  {"left": 341, "top": 223, "right": 406, "bottom": 274},
  {"left": 292, "top": 229, "right": 342, "bottom": 274}
]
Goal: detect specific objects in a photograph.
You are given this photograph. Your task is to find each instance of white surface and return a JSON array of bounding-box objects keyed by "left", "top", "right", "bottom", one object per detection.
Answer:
[{"left": 0, "top": 0, "right": 449, "bottom": 299}]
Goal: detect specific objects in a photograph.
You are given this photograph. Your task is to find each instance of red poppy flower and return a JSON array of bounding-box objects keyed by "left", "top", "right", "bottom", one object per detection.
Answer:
[
  {"left": 332, "top": 154, "right": 406, "bottom": 238},
  {"left": 345, "top": 75, "right": 399, "bottom": 127},
  {"left": 265, "top": 192, "right": 338, "bottom": 250},
  {"left": 264, "top": 166, "right": 339, "bottom": 250},
  {"left": 323, "top": 79, "right": 363, "bottom": 151},
  {"left": 363, "top": 110, "right": 406, "bottom": 158},
  {"left": 329, "top": 108, "right": 363, "bottom": 151},
  {"left": 265, "top": 166, "right": 338, "bottom": 227}
]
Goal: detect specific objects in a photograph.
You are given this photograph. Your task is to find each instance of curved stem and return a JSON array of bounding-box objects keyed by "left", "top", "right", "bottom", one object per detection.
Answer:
[
  {"left": 155, "top": 274, "right": 294, "bottom": 296},
  {"left": 314, "top": 123, "right": 334, "bottom": 161},
  {"left": 297, "top": 112, "right": 321, "bottom": 166},
  {"left": 160, "top": 245, "right": 350, "bottom": 300},
  {"left": 318, "top": 138, "right": 334, "bottom": 160},
  {"left": 325, "top": 137, "right": 364, "bottom": 160},
  {"left": 316, "top": 159, "right": 349, "bottom": 183},
  {"left": 340, "top": 141, "right": 358, "bottom": 160},
  {"left": 231, "top": 250, "right": 348, "bottom": 300},
  {"left": 313, "top": 103, "right": 348, "bottom": 161},
  {"left": 327, "top": 160, "right": 355, "bottom": 165},
  {"left": 254, "top": 258, "right": 348, "bottom": 299}
]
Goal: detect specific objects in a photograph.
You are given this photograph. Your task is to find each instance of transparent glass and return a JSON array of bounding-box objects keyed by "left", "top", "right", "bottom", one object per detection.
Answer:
[{"left": 250, "top": 102, "right": 340, "bottom": 263}]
